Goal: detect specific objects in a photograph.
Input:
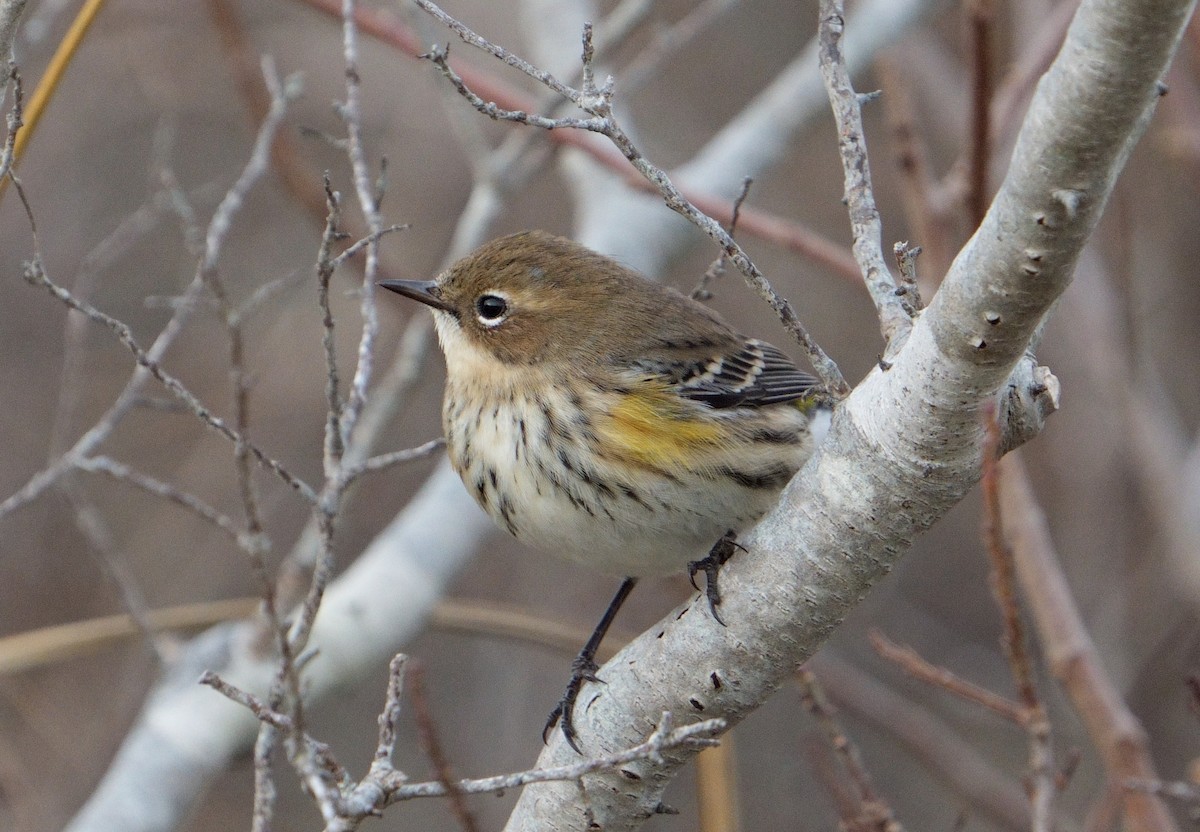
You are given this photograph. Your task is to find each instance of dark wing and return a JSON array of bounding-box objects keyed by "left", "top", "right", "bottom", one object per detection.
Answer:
[{"left": 642, "top": 338, "right": 819, "bottom": 409}]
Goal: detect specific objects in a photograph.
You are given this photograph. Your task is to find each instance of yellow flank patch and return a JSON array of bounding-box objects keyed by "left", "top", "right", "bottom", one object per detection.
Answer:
[{"left": 602, "top": 386, "right": 726, "bottom": 470}]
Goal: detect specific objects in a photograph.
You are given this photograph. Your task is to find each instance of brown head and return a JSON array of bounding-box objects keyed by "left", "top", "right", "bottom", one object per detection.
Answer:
[{"left": 381, "top": 230, "right": 734, "bottom": 367}]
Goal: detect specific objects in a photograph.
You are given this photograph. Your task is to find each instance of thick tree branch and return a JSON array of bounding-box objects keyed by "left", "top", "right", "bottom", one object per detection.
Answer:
[{"left": 501, "top": 0, "right": 1193, "bottom": 828}]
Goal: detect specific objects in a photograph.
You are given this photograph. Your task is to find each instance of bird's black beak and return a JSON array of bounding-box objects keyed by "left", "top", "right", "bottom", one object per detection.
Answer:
[{"left": 378, "top": 279, "right": 455, "bottom": 313}]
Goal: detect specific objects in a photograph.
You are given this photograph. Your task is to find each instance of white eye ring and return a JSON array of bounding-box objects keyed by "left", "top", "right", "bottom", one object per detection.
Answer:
[{"left": 475, "top": 292, "right": 510, "bottom": 327}]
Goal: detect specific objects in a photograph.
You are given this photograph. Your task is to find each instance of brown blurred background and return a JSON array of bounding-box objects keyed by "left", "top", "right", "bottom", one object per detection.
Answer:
[{"left": 1, "top": 0, "right": 1198, "bottom": 830}]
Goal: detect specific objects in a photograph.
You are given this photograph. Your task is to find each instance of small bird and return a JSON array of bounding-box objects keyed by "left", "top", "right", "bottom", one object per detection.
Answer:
[{"left": 382, "top": 230, "right": 823, "bottom": 749}]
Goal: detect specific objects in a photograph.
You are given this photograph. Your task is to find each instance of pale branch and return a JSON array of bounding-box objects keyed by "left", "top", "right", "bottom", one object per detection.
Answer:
[
  {"left": 501, "top": 0, "right": 1188, "bottom": 827},
  {"left": 0, "top": 0, "right": 26, "bottom": 64},
  {"left": 389, "top": 714, "right": 724, "bottom": 802},
  {"left": 202, "top": 58, "right": 300, "bottom": 551},
  {"left": 0, "top": 61, "right": 19, "bottom": 181},
  {"left": 73, "top": 456, "right": 245, "bottom": 546},
  {"left": 201, "top": 56, "right": 302, "bottom": 276},
  {"left": 817, "top": 0, "right": 912, "bottom": 353},
  {"left": 336, "top": 0, "right": 388, "bottom": 450},
  {"left": 338, "top": 438, "right": 446, "bottom": 487},
  {"left": 207, "top": 661, "right": 721, "bottom": 832},
  {"left": 317, "top": 177, "right": 348, "bottom": 468},
  {"left": 416, "top": 0, "right": 849, "bottom": 396}
]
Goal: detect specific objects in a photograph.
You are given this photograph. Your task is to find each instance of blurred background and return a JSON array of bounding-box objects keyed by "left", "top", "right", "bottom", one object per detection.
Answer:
[{"left": 1, "top": 0, "right": 1198, "bottom": 830}]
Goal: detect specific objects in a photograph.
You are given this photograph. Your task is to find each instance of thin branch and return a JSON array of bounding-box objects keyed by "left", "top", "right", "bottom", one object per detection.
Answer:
[
  {"left": 981, "top": 412, "right": 1054, "bottom": 832},
  {"left": 811, "top": 652, "right": 1036, "bottom": 831},
  {"left": 202, "top": 57, "right": 299, "bottom": 560},
  {"left": 817, "top": 0, "right": 912, "bottom": 353},
  {"left": 317, "top": 177, "right": 348, "bottom": 469},
  {"left": 869, "top": 630, "right": 1026, "bottom": 724},
  {"left": 692, "top": 176, "right": 752, "bottom": 301},
  {"left": 797, "top": 667, "right": 904, "bottom": 832},
  {"left": 387, "top": 714, "right": 724, "bottom": 802},
  {"left": 336, "top": 0, "right": 387, "bottom": 449},
  {"left": 339, "top": 438, "right": 446, "bottom": 487},
  {"left": 73, "top": 456, "right": 244, "bottom": 544},
  {"left": 0, "top": 61, "right": 20, "bottom": 183},
  {"left": 409, "top": 663, "right": 479, "bottom": 832},
  {"left": 201, "top": 672, "right": 293, "bottom": 729},
  {"left": 981, "top": 411, "right": 1040, "bottom": 711},
  {"left": 876, "top": 52, "right": 955, "bottom": 285},
  {"left": 206, "top": 662, "right": 723, "bottom": 829}
]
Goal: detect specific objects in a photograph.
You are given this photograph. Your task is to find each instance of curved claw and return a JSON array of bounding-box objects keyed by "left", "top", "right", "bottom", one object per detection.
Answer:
[
  {"left": 543, "top": 656, "right": 600, "bottom": 753},
  {"left": 688, "top": 530, "right": 742, "bottom": 626}
]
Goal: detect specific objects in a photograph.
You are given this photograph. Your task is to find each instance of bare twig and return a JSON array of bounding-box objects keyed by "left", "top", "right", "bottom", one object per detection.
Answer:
[
  {"left": 317, "top": 177, "right": 348, "bottom": 468},
  {"left": 251, "top": 723, "right": 280, "bottom": 832},
  {"left": 73, "top": 456, "right": 244, "bottom": 544},
  {"left": 817, "top": 0, "right": 911, "bottom": 354},
  {"left": 201, "top": 57, "right": 300, "bottom": 566},
  {"left": 892, "top": 242, "right": 923, "bottom": 313},
  {"left": 0, "top": 61, "right": 20, "bottom": 182},
  {"left": 981, "top": 412, "right": 1054, "bottom": 832},
  {"left": 811, "top": 653, "right": 1036, "bottom": 831},
  {"left": 339, "top": 438, "right": 446, "bottom": 487},
  {"left": 869, "top": 630, "right": 1026, "bottom": 724},
  {"left": 207, "top": 661, "right": 722, "bottom": 830},
  {"left": 797, "top": 667, "right": 904, "bottom": 832},
  {"left": 981, "top": 414, "right": 1039, "bottom": 710},
  {"left": 410, "top": 663, "right": 478, "bottom": 832},
  {"left": 693, "top": 177, "right": 752, "bottom": 301},
  {"left": 206, "top": 0, "right": 329, "bottom": 222},
  {"left": 389, "top": 713, "right": 724, "bottom": 801},
  {"left": 336, "top": 0, "right": 389, "bottom": 450},
  {"left": 200, "top": 671, "right": 293, "bottom": 729}
]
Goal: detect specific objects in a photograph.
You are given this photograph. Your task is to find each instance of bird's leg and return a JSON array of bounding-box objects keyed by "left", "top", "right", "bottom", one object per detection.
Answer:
[
  {"left": 688, "top": 529, "right": 745, "bottom": 626},
  {"left": 544, "top": 576, "right": 638, "bottom": 753}
]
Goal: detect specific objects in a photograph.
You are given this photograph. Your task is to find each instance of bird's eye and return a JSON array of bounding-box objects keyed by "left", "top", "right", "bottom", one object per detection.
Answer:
[{"left": 475, "top": 293, "right": 509, "bottom": 325}]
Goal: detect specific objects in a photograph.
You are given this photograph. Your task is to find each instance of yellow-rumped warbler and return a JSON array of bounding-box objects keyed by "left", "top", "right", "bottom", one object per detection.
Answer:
[{"left": 383, "top": 230, "right": 824, "bottom": 748}]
